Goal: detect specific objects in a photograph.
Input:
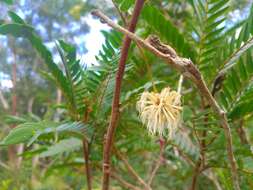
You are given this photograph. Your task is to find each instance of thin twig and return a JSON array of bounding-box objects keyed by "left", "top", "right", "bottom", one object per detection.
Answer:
[
  {"left": 95, "top": 1, "right": 146, "bottom": 190},
  {"left": 236, "top": 120, "right": 249, "bottom": 145},
  {"left": 200, "top": 96, "right": 208, "bottom": 166},
  {"left": 111, "top": 171, "right": 142, "bottom": 190},
  {"left": 91, "top": 11, "right": 191, "bottom": 73},
  {"left": 82, "top": 105, "right": 93, "bottom": 190},
  {"left": 190, "top": 160, "right": 201, "bottom": 190},
  {"left": 136, "top": 42, "right": 157, "bottom": 92},
  {"left": 111, "top": 0, "right": 127, "bottom": 26},
  {"left": 91, "top": 11, "right": 240, "bottom": 190},
  {"left": 0, "top": 159, "right": 10, "bottom": 170},
  {"left": 82, "top": 139, "right": 92, "bottom": 190},
  {"left": 190, "top": 96, "right": 209, "bottom": 190},
  {"left": 94, "top": 164, "right": 142, "bottom": 190},
  {"left": 173, "top": 144, "right": 195, "bottom": 167},
  {"left": 147, "top": 139, "right": 165, "bottom": 187},
  {"left": 114, "top": 149, "right": 151, "bottom": 190}
]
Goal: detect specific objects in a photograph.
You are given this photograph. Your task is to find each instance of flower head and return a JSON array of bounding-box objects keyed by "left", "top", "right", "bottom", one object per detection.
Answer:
[{"left": 136, "top": 87, "right": 182, "bottom": 138}]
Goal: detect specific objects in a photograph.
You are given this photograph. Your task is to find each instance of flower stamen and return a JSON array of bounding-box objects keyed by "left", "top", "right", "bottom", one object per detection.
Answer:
[{"left": 136, "top": 87, "right": 182, "bottom": 138}]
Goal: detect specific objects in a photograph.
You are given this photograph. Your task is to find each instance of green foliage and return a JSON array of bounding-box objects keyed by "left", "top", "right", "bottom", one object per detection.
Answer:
[
  {"left": 0, "top": 12, "right": 78, "bottom": 116},
  {"left": 219, "top": 4, "right": 253, "bottom": 74},
  {"left": 0, "top": 0, "right": 13, "bottom": 5},
  {"left": 0, "top": 23, "right": 34, "bottom": 37},
  {"left": 40, "top": 138, "right": 82, "bottom": 157},
  {"left": 114, "top": 0, "right": 135, "bottom": 12},
  {"left": 217, "top": 4, "right": 253, "bottom": 120},
  {"left": 56, "top": 40, "right": 86, "bottom": 116},
  {"left": 173, "top": 129, "right": 199, "bottom": 159},
  {"left": 1, "top": 1, "right": 253, "bottom": 189},
  {"left": 0, "top": 23, "right": 71, "bottom": 106},
  {"left": 8, "top": 11, "right": 26, "bottom": 24},
  {"left": 0, "top": 120, "right": 91, "bottom": 146},
  {"left": 189, "top": 0, "right": 229, "bottom": 78},
  {"left": 0, "top": 125, "right": 37, "bottom": 145},
  {"left": 141, "top": 5, "right": 196, "bottom": 60},
  {"left": 220, "top": 54, "right": 253, "bottom": 120}
]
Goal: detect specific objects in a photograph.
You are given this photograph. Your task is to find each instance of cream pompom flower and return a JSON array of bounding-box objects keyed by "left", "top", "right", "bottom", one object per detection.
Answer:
[{"left": 136, "top": 87, "right": 182, "bottom": 138}]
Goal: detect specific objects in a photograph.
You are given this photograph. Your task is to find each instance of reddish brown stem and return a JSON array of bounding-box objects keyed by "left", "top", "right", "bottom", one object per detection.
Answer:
[
  {"left": 236, "top": 120, "right": 248, "bottom": 145},
  {"left": 190, "top": 129, "right": 207, "bottom": 190},
  {"left": 82, "top": 139, "right": 92, "bottom": 190},
  {"left": 82, "top": 105, "right": 93, "bottom": 190},
  {"left": 190, "top": 160, "right": 201, "bottom": 190},
  {"left": 147, "top": 138, "right": 165, "bottom": 187},
  {"left": 96, "top": 1, "right": 145, "bottom": 189}
]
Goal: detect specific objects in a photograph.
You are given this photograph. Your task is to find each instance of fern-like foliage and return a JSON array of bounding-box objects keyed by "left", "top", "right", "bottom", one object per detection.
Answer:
[
  {"left": 216, "top": 5, "right": 253, "bottom": 120},
  {"left": 0, "top": 120, "right": 91, "bottom": 146},
  {"left": 0, "top": 12, "right": 76, "bottom": 114},
  {"left": 218, "top": 4, "right": 253, "bottom": 74},
  {"left": 91, "top": 30, "right": 122, "bottom": 116},
  {"left": 173, "top": 129, "right": 199, "bottom": 159},
  {"left": 189, "top": 0, "right": 229, "bottom": 79},
  {"left": 141, "top": 5, "right": 196, "bottom": 60},
  {"left": 219, "top": 53, "right": 253, "bottom": 120},
  {"left": 39, "top": 138, "right": 82, "bottom": 157},
  {"left": 0, "top": 12, "right": 121, "bottom": 122},
  {"left": 2, "top": 2, "right": 253, "bottom": 189},
  {"left": 55, "top": 40, "right": 90, "bottom": 118}
]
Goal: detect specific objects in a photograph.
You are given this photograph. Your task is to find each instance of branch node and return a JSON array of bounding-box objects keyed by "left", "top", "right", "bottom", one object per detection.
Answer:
[
  {"left": 145, "top": 35, "right": 177, "bottom": 58},
  {"left": 103, "top": 163, "right": 111, "bottom": 174}
]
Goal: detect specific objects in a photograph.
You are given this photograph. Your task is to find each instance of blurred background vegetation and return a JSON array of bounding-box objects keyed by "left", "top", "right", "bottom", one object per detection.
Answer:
[{"left": 0, "top": 0, "right": 253, "bottom": 189}]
